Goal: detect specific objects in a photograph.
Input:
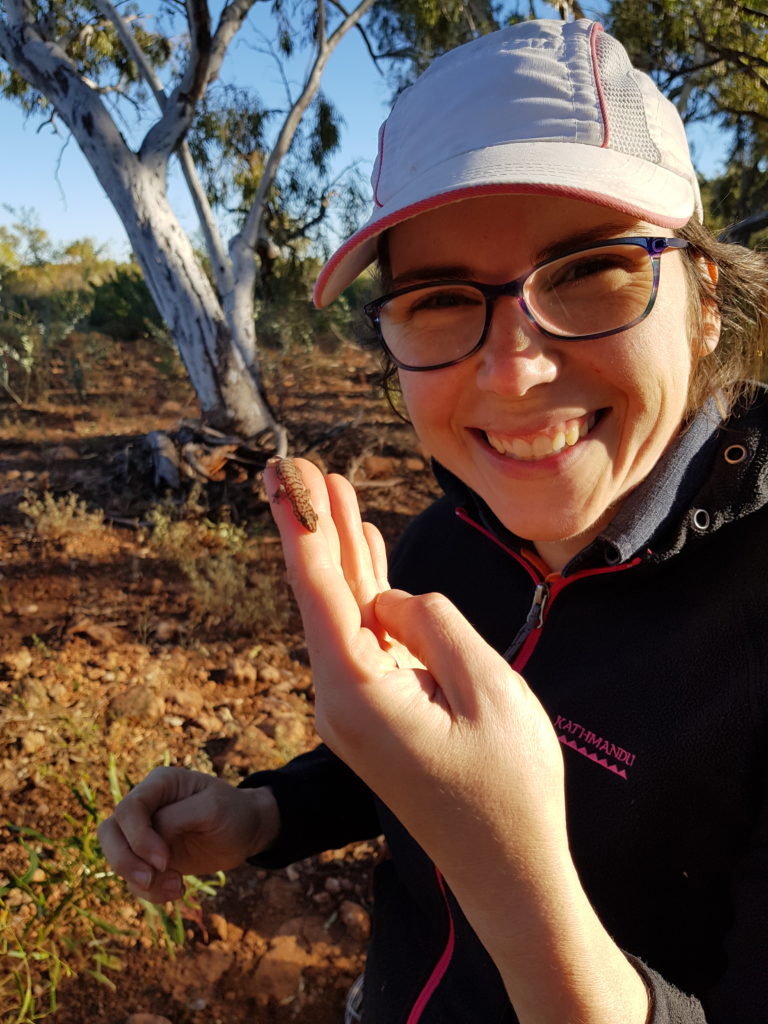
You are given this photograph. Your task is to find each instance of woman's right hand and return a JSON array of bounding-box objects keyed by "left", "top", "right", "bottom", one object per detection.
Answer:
[{"left": 97, "top": 767, "right": 279, "bottom": 903}]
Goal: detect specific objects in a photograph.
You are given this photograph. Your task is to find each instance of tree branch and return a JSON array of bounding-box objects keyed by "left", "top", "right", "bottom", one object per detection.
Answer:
[
  {"left": 235, "top": 0, "right": 378, "bottom": 260},
  {"left": 177, "top": 139, "right": 235, "bottom": 296},
  {"left": 327, "top": 0, "right": 385, "bottom": 73},
  {"left": 209, "top": 0, "right": 261, "bottom": 83},
  {"left": 92, "top": 0, "right": 167, "bottom": 109}
]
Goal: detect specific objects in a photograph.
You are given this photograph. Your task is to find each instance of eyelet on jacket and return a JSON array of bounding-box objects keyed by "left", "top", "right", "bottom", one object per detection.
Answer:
[
  {"left": 692, "top": 508, "right": 711, "bottom": 531},
  {"left": 723, "top": 444, "right": 748, "bottom": 465}
]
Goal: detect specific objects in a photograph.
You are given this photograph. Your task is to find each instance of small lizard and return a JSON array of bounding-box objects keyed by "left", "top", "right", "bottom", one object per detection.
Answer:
[{"left": 267, "top": 456, "right": 318, "bottom": 532}]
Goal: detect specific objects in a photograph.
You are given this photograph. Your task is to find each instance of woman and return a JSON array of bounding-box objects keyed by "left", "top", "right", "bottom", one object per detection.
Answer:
[{"left": 98, "top": 19, "right": 768, "bottom": 1023}]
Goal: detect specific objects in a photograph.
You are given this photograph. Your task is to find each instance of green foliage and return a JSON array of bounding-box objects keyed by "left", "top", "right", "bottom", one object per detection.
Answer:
[
  {"left": 19, "top": 490, "right": 105, "bottom": 546},
  {"left": 88, "top": 266, "right": 164, "bottom": 341},
  {"left": 148, "top": 498, "right": 295, "bottom": 636},
  {"left": 0, "top": 1, "right": 171, "bottom": 116},
  {"left": 368, "top": 0, "right": 503, "bottom": 90},
  {"left": 0, "top": 787, "right": 133, "bottom": 1022},
  {"left": 607, "top": 0, "right": 768, "bottom": 229},
  {"left": 1, "top": 763, "right": 225, "bottom": 1023}
]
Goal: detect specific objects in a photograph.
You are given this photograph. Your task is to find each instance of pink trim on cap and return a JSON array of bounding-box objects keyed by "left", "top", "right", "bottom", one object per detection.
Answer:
[{"left": 588, "top": 23, "right": 611, "bottom": 150}]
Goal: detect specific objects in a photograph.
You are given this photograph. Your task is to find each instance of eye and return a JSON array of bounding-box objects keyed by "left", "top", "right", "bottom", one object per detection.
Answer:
[
  {"left": 547, "top": 252, "right": 634, "bottom": 288},
  {"left": 407, "top": 285, "right": 483, "bottom": 313}
]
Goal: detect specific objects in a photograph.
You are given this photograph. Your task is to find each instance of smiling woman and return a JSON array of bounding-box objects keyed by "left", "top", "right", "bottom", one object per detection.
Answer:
[{"left": 98, "top": 18, "right": 768, "bottom": 1024}]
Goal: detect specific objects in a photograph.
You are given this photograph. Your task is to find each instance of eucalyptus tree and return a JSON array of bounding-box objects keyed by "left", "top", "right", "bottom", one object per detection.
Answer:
[
  {"left": 0, "top": 1, "right": 375, "bottom": 443},
  {"left": 607, "top": 0, "right": 768, "bottom": 242}
]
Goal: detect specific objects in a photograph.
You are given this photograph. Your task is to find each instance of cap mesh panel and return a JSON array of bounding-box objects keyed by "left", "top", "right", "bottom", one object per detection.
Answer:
[{"left": 595, "top": 33, "right": 661, "bottom": 163}]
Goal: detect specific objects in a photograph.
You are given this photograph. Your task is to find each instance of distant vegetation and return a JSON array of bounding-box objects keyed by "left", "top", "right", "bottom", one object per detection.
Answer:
[{"left": 0, "top": 208, "right": 373, "bottom": 408}]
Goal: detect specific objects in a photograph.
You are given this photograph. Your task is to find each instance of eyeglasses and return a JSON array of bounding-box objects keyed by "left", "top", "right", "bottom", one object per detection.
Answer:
[{"left": 364, "top": 236, "right": 690, "bottom": 372}]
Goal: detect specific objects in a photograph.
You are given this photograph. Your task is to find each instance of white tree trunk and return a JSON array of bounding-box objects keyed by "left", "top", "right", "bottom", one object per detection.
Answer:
[{"left": 0, "top": 10, "right": 284, "bottom": 444}]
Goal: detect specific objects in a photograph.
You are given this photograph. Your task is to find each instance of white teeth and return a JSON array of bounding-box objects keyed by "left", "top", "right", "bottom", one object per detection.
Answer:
[
  {"left": 532, "top": 434, "right": 553, "bottom": 458},
  {"left": 564, "top": 422, "right": 580, "bottom": 446},
  {"left": 486, "top": 413, "right": 596, "bottom": 462}
]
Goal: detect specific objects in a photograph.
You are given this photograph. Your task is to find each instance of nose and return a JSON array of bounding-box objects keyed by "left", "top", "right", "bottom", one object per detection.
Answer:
[{"left": 474, "top": 296, "right": 561, "bottom": 396}]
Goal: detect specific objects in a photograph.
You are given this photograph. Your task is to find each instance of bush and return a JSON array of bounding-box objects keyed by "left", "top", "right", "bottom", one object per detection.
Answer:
[{"left": 88, "top": 267, "right": 164, "bottom": 341}]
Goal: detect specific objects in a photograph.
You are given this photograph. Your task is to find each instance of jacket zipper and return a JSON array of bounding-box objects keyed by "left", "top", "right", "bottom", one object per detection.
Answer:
[{"left": 455, "top": 506, "right": 642, "bottom": 670}]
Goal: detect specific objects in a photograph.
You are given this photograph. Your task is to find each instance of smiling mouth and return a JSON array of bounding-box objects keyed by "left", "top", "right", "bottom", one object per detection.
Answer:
[{"left": 484, "top": 412, "right": 599, "bottom": 461}]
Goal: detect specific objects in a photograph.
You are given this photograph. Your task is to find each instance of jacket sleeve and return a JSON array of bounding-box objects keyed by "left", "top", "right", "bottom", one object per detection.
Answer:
[{"left": 239, "top": 744, "right": 381, "bottom": 869}]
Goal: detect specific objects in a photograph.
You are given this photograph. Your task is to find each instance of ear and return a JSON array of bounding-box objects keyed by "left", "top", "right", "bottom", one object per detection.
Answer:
[{"left": 697, "top": 257, "right": 721, "bottom": 356}]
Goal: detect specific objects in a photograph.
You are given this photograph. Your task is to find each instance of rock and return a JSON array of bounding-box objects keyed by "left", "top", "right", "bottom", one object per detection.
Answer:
[
  {"left": 258, "top": 664, "right": 281, "bottom": 687},
  {"left": 339, "top": 900, "right": 371, "bottom": 942},
  {"left": 1, "top": 648, "right": 32, "bottom": 677},
  {"left": 125, "top": 1015, "right": 173, "bottom": 1024},
  {"left": 167, "top": 686, "right": 204, "bottom": 719},
  {"left": 361, "top": 454, "right": 398, "bottom": 478},
  {"left": 16, "top": 678, "right": 50, "bottom": 710},
  {"left": 274, "top": 715, "right": 306, "bottom": 752},
  {"left": 209, "top": 912, "right": 229, "bottom": 941},
  {"left": 248, "top": 935, "right": 307, "bottom": 1005},
  {"left": 153, "top": 619, "right": 180, "bottom": 643},
  {"left": 229, "top": 656, "right": 258, "bottom": 686},
  {"left": 108, "top": 687, "right": 166, "bottom": 724},
  {"left": 21, "top": 730, "right": 46, "bottom": 755}
]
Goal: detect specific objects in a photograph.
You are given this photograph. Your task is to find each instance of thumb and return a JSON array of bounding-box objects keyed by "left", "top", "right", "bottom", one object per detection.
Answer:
[{"left": 374, "top": 589, "right": 510, "bottom": 711}]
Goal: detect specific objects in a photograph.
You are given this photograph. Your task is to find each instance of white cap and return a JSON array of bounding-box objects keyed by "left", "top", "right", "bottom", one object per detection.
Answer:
[{"left": 314, "top": 18, "right": 702, "bottom": 308}]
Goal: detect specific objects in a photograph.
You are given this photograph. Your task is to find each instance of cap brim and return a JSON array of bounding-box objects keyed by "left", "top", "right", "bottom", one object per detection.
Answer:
[{"left": 313, "top": 140, "right": 697, "bottom": 308}]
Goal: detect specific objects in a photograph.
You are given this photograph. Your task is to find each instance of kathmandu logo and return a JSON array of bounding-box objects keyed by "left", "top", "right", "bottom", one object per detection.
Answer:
[{"left": 554, "top": 715, "right": 637, "bottom": 781}]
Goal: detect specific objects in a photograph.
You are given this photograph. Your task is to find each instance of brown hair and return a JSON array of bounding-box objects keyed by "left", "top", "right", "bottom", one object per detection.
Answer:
[
  {"left": 369, "top": 220, "right": 768, "bottom": 420},
  {"left": 676, "top": 218, "right": 768, "bottom": 417}
]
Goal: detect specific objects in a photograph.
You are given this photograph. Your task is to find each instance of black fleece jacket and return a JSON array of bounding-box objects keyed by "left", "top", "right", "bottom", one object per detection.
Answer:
[{"left": 243, "top": 390, "right": 768, "bottom": 1023}]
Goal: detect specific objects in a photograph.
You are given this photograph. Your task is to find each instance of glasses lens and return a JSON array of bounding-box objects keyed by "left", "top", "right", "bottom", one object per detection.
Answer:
[
  {"left": 526, "top": 243, "right": 654, "bottom": 338},
  {"left": 377, "top": 283, "right": 486, "bottom": 368}
]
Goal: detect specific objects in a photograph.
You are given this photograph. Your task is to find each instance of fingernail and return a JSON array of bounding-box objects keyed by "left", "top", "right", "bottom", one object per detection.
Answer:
[
  {"left": 133, "top": 868, "right": 152, "bottom": 890},
  {"left": 148, "top": 852, "right": 167, "bottom": 872}
]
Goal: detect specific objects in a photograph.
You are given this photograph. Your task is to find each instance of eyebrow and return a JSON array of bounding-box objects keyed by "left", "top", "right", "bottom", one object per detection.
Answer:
[{"left": 390, "top": 221, "right": 646, "bottom": 288}]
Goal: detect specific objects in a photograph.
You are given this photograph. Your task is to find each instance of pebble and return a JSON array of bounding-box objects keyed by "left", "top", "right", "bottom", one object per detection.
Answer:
[
  {"left": 124, "top": 1015, "right": 173, "bottom": 1024},
  {"left": 339, "top": 900, "right": 371, "bottom": 941}
]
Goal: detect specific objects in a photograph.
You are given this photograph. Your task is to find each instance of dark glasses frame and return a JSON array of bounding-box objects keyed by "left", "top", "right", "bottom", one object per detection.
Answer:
[{"left": 364, "top": 236, "right": 690, "bottom": 372}]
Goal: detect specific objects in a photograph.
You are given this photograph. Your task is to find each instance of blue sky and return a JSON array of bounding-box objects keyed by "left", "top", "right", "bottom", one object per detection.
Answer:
[
  {"left": 0, "top": 9, "right": 727, "bottom": 260},
  {"left": 0, "top": 9, "right": 392, "bottom": 259}
]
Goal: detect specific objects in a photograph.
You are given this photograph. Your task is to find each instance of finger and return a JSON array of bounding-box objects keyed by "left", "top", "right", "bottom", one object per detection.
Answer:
[
  {"left": 126, "top": 869, "right": 184, "bottom": 904},
  {"left": 363, "top": 521, "right": 389, "bottom": 592},
  {"left": 267, "top": 461, "right": 389, "bottom": 669},
  {"left": 327, "top": 474, "right": 389, "bottom": 634},
  {"left": 374, "top": 589, "right": 514, "bottom": 717},
  {"left": 97, "top": 816, "right": 182, "bottom": 902},
  {"left": 265, "top": 458, "right": 342, "bottom": 569}
]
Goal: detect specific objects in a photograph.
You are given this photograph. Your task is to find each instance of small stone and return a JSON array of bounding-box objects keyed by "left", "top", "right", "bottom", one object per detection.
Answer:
[
  {"left": 258, "top": 664, "right": 281, "bottom": 686},
  {"left": 339, "top": 900, "right": 371, "bottom": 942},
  {"left": 361, "top": 454, "right": 398, "bottom": 478},
  {"left": 1, "top": 648, "right": 32, "bottom": 677},
  {"left": 153, "top": 619, "right": 179, "bottom": 643},
  {"left": 247, "top": 935, "right": 307, "bottom": 1004},
  {"left": 125, "top": 1015, "right": 173, "bottom": 1024},
  {"left": 108, "top": 688, "right": 166, "bottom": 724},
  {"left": 21, "top": 730, "right": 46, "bottom": 754}
]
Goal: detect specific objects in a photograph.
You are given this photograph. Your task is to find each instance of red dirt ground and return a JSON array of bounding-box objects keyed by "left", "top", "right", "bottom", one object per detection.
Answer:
[{"left": 0, "top": 335, "right": 440, "bottom": 1024}]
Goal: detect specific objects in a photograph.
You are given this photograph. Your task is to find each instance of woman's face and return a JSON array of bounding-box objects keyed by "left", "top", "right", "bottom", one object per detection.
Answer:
[{"left": 389, "top": 194, "right": 719, "bottom": 571}]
